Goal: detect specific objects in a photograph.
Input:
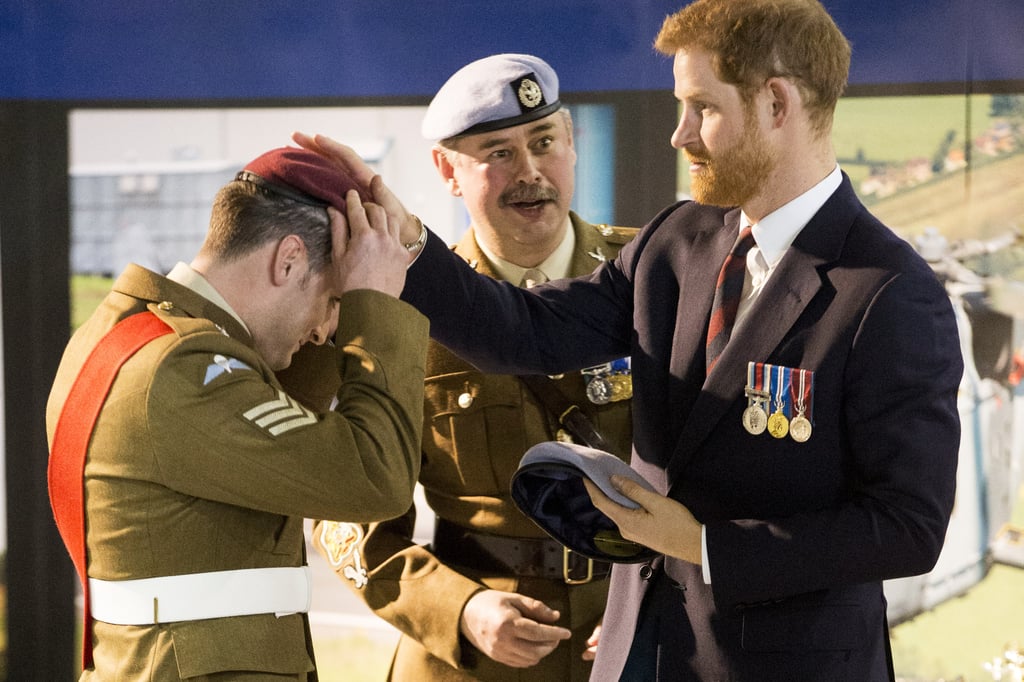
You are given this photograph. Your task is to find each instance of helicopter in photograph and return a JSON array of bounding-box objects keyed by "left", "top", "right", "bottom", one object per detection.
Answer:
[{"left": 884, "top": 226, "right": 1024, "bottom": 624}]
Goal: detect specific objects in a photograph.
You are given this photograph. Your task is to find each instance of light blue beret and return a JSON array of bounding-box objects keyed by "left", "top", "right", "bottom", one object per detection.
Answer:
[
  {"left": 510, "top": 441, "right": 658, "bottom": 562},
  {"left": 421, "top": 53, "right": 562, "bottom": 141}
]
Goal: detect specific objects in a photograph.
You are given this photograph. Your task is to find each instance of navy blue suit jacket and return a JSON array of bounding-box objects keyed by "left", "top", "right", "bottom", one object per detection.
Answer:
[{"left": 402, "top": 176, "right": 963, "bottom": 680}]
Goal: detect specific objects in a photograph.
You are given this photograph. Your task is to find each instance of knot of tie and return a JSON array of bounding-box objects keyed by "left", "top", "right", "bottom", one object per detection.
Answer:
[
  {"left": 706, "top": 226, "right": 756, "bottom": 373},
  {"left": 520, "top": 268, "right": 548, "bottom": 288}
]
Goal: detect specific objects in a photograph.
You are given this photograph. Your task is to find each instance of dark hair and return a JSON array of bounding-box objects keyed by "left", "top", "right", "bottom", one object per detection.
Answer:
[
  {"left": 203, "top": 180, "right": 332, "bottom": 274},
  {"left": 655, "top": 0, "right": 850, "bottom": 133}
]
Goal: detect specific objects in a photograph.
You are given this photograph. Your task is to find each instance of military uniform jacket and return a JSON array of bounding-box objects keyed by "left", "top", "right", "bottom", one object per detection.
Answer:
[
  {"left": 400, "top": 177, "right": 964, "bottom": 681},
  {"left": 313, "top": 214, "right": 636, "bottom": 681},
  {"left": 45, "top": 264, "right": 428, "bottom": 681}
]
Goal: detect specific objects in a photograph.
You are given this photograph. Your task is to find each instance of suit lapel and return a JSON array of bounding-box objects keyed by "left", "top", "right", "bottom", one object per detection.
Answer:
[
  {"left": 669, "top": 210, "right": 740, "bottom": 406},
  {"left": 665, "top": 180, "right": 855, "bottom": 486}
]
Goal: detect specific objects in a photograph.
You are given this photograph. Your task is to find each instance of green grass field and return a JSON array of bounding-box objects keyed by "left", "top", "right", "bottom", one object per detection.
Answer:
[
  {"left": 889, "top": 484, "right": 1024, "bottom": 682},
  {"left": 832, "top": 94, "right": 993, "bottom": 165}
]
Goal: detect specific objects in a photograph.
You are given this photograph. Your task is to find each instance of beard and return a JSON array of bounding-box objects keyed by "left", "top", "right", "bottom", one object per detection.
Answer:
[{"left": 686, "top": 113, "right": 774, "bottom": 208}]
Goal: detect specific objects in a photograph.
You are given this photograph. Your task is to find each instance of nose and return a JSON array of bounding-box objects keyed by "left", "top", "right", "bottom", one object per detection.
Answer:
[
  {"left": 309, "top": 310, "right": 337, "bottom": 347},
  {"left": 513, "top": 152, "right": 543, "bottom": 183},
  {"left": 308, "top": 327, "right": 328, "bottom": 346},
  {"left": 670, "top": 107, "right": 700, "bottom": 150}
]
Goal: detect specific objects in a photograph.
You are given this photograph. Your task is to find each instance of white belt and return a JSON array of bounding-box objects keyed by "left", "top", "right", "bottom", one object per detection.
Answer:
[{"left": 89, "top": 566, "right": 312, "bottom": 625}]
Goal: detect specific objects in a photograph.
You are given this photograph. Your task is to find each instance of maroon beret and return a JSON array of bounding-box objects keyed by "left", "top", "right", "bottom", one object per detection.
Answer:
[{"left": 236, "top": 146, "right": 367, "bottom": 210}]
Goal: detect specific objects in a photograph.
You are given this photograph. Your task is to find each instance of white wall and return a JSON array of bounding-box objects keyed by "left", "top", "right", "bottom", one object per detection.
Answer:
[{"left": 69, "top": 107, "right": 468, "bottom": 246}]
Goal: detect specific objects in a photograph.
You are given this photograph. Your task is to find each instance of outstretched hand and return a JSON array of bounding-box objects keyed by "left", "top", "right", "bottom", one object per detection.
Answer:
[
  {"left": 583, "top": 475, "right": 703, "bottom": 565},
  {"left": 292, "top": 132, "right": 423, "bottom": 246}
]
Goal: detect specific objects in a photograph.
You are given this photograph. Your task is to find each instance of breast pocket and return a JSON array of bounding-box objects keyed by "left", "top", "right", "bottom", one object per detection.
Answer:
[{"left": 423, "top": 371, "right": 529, "bottom": 494}]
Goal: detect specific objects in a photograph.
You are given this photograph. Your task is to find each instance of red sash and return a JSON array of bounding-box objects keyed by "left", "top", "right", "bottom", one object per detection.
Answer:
[{"left": 48, "top": 311, "right": 173, "bottom": 669}]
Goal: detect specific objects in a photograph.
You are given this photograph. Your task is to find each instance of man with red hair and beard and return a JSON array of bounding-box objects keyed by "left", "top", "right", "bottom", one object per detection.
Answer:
[{"left": 297, "top": 1, "right": 963, "bottom": 679}]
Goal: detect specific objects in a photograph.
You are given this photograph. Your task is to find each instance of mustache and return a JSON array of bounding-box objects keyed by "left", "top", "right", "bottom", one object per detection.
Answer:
[
  {"left": 684, "top": 149, "right": 711, "bottom": 164},
  {"left": 500, "top": 185, "right": 559, "bottom": 206}
]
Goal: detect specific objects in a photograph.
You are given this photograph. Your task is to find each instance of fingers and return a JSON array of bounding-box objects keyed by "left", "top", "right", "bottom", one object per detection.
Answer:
[
  {"left": 293, "top": 131, "right": 421, "bottom": 245},
  {"left": 291, "top": 131, "right": 377, "bottom": 188},
  {"left": 582, "top": 477, "right": 623, "bottom": 521},
  {"left": 460, "top": 591, "right": 570, "bottom": 668},
  {"left": 326, "top": 206, "right": 348, "bottom": 263},
  {"left": 582, "top": 623, "right": 601, "bottom": 661},
  {"left": 511, "top": 594, "right": 560, "bottom": 624},
  {"left": 329, "top": 189, "right": 409, "bottom": 298},
  {"left": 506, "top": 595, "right": 571, "bottom": 646},
  {"left": 610, "top": 474, "right": 659, "bottom": 508},
  {"left": 586, "top": 476, "right": 704, "bottom": 564},
  {"left": 502, "top": 618, "right": 571, "bottom": 668}
]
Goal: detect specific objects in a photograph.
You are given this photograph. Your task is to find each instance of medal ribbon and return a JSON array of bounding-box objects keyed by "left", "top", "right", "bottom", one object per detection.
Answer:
[
  {"left": 789, "top": 368, "right": 814, "bottom": 422},
  {"left": 772, "top": 364, "right": 791, "bottom": 416}
]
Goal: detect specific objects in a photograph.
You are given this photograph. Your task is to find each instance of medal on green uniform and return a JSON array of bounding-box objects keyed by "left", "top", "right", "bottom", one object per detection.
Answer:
[{"left": 582, "top": 358, "right": 632, "bottom": 405}]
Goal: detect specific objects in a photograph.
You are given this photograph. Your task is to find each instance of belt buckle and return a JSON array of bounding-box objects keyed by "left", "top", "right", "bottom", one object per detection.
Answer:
[{"left": 563, "top": 546, "right": 594, "bottom": 585}]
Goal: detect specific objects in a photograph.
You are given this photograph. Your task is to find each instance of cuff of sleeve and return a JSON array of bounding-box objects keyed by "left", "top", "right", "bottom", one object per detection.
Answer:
[{"left": 701, "top": 525, "right": 711, "bottom": 584}]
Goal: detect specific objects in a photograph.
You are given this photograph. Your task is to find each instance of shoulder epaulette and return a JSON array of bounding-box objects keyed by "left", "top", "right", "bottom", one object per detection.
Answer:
[
  {"left": 147, "top": 300, "right": 219, "bottom": 338},
  {"left": 593, "top": 224, "right": 640, "bottom": 245}
]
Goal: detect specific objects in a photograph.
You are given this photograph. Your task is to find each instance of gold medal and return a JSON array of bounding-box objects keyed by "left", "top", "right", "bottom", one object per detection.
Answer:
[
  {"left": 767, "top": 364, "right": 789, "bottom": 438},
  {"left": 790, "top": 415, "right": 812, "bottom": 442},
  {"left": 608, "top": 373, "right": 633, "bottom": 401},
  {"left": 742, "top": 403, "right": 767, "bottom": 435},
  {"left": 767, "top": 410, "right": 789, "bottom": 438}
]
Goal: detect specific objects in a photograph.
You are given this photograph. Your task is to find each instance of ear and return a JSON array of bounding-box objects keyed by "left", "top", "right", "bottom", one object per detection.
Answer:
[
  {"left": 431, "top": 147, "right": 462, "bottom": 197},
  {"left": 271, "top": 235, "right": 306, "bottom": 286},
  {"left": 764, "top": 77, "right": 797, "bottom": 129}
]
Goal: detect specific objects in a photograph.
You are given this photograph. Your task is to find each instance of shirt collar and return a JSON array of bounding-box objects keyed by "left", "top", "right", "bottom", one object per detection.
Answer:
[
  {"left": 166, "top": 262, "right": 250, "bottom": 334},
  {"left": 477, "top": 215, "right": 576, "bottom": 284},
  {"left": 742, "top": 164, "right": 842, "bottom": 267}
]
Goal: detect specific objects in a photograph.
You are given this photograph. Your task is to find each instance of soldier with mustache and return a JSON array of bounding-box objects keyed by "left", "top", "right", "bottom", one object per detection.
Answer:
[{"left": 313, "top": 54, "right": 636, "bottom": 681}]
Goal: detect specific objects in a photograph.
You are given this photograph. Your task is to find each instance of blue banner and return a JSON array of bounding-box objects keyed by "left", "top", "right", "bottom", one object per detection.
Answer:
[{"left": 1, "top": 0, "right": 1021, "bottom": 101}]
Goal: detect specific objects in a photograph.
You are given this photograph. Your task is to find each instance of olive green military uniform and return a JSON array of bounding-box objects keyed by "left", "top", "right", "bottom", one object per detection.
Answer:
[
  {"left": 313, "top": 214, "right": 636, "bottom": 681},
  {"left": 45, "top": 264, "right": 428, "bottom": 681}
]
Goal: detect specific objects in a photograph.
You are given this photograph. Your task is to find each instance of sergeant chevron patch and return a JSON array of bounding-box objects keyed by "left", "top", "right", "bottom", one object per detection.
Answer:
[{"left": 242, "top": 390, "right": 318, "bottom": 435}]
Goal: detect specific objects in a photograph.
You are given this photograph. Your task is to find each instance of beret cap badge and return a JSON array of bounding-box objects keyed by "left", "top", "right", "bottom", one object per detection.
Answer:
[{"left": 515, "top": 75, "right": 544, "bottom": 110}]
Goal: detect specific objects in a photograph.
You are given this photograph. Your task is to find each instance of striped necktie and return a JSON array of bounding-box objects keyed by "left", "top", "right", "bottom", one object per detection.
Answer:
[{"left": 706, "top": 226, "right": 755, "bottom": 373}]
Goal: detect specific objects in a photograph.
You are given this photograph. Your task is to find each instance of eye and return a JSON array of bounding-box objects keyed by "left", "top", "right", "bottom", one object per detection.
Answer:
[{"left": 489, "top": 149, "right": 510, "bottom": 160}]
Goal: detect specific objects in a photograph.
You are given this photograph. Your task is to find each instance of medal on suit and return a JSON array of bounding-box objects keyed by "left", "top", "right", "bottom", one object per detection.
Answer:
[
  {"left": 766, "top": 364, "right": 790, "bottom": 439},
  {"left": 789, "top": 367, "right": 814, "bottom": 442},
  {"left": 742, "top": 362, "right": 768, "bottom": 435}
]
